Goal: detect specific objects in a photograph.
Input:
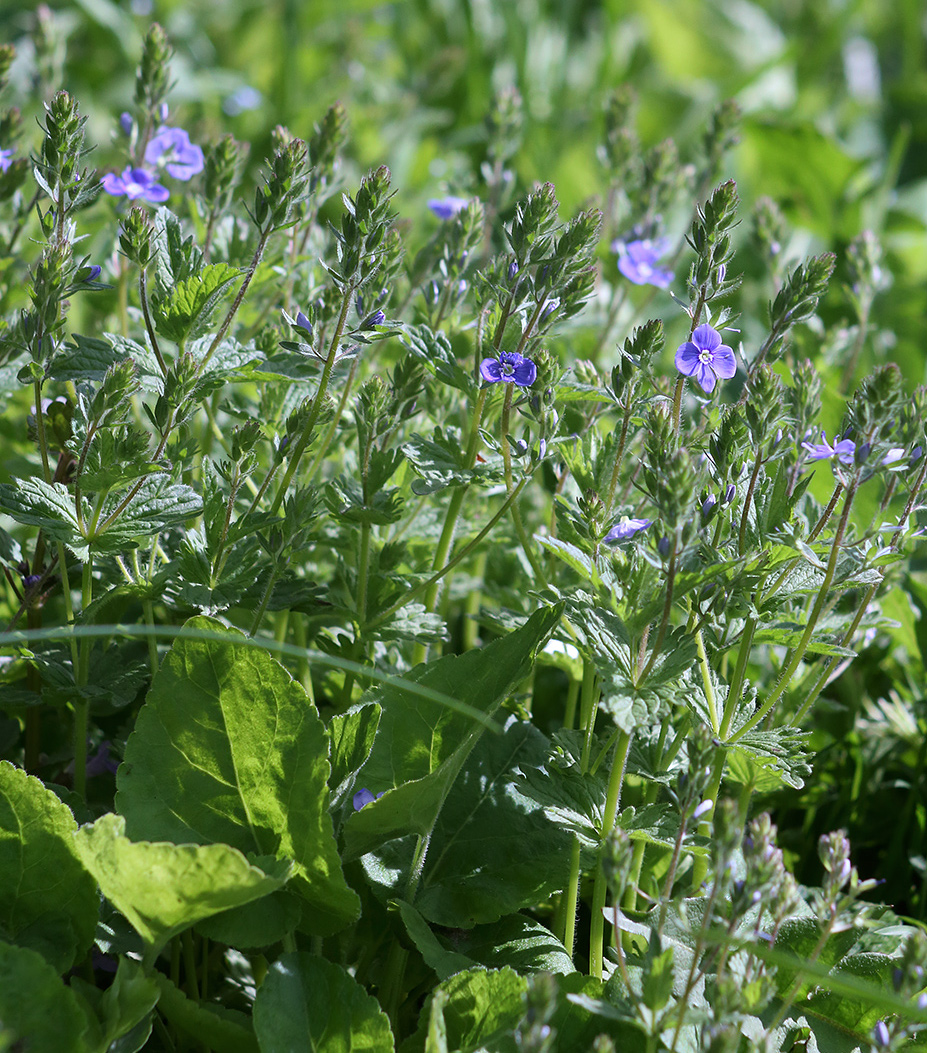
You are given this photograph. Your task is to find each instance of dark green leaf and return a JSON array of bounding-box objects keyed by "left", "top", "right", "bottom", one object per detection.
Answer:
[{"left": 253, "top": 953, "right": 394, "bottom": 1053}]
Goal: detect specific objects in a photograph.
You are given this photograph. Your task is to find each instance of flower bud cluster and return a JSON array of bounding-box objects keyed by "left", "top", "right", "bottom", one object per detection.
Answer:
[
  {"left": 751, "top": 195, "right": 788, "bottom": 272},
  {"left": 134, "top": 23, "right": 173, "bottom": 120},
  {"left": 763, "top": 253, "right": 836, "bottom": 366},
  {"left": 252, "top": 138, "right": 311, "bottom": 234},
  {"left": 307, "top": 101, "right": 348, "bottom": 199},
  {"left": 331, "top": 165, "right": 396, "bottom": 292},
  {"left": 37, "top": 91, "right": 96, "bottom": 219},
  {"left": 687, "top": 179, "right": 739, "bottom": 302},
  {"left": 202, "top": 134, "right": 243, "bottom": 216}
]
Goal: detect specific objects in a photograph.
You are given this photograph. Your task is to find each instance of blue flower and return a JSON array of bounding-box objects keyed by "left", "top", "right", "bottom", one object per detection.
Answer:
[
  {"left": 144, "top": 126, "right": 204, "bottom": 181},
  {"left": 352, "top": 787, "right": 385, "bottom": 811},
  {"left": 0, "top": 148, "right": 14, "bottom": 173},
  {"left": 613, "top": 237, "right": 673, "bottom": 288},
  {"left": 603, "top": 517, "right": 652, "bottom": 542},
  {"left": 801, "top": 431, "right": 856, "bottom": 465},
  {"left": 83, "top": 265, "right": 102, "bottom": 282},
  {"left": 119, "top": 112, "right": 134, "bottom": 136},
  {"left": 479, "top": 350, "right": 537, "bottom": 387},
  {"left": 102, "top": 166, "right": 169, "bottom": 203},
  {"left": 427, "top": 196, "right": 470, "bottom": 220},
  {"left": 675, "top": 324, "right": 737, "bottom": 394},
  {"left": 360, "top": 309, "right": 386, "bottom": 330}
]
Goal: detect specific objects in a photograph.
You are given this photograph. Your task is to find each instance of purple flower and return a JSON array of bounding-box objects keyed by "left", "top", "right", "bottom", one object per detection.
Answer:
[
  {"left": 801, "top": 431, "right": 856, "bottom": 465},
  {"left": 479, "top": 350, "right": 537, "bottom": 387},
  {"left": 82, "top": 265, "right": 102, "bottom": 282},
  {"left": 86, "top": 740, "right": 119, "bottom": 778},
  {"left": 614, "top": 237, "right": 674, "bottom": 288},
  {"left": 675, "top": 324, "right": 737, "bottom": 394},
  {"left": 352, "top": 787, "right": 385, "bottom": 811},
  {"left": 881, "top": 447, "right": 905, "bottom": 466},
  {"left": 0, "top": 148, "right": 13, "bottom": 173},
  {"left": 360, "top": 309, "right": 386, "bottom": 329},
  {"left": 119, "top": 112, "right": 134, "bottom": 136},
  {"left": 144, "top": 126, "right": 204, "bottom": 181},
  {"left": 427, "top": 196, "right": 470, "bottom": 220},
  {"left": 604, "top": 517, "right": 652, "bottom": 542},
  {"left": 102, "top": 166, "right": 169, "bottom": 203}
]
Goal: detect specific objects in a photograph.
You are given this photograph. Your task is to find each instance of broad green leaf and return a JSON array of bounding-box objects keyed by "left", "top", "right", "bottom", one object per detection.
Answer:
[
  {"left": 195, "top": 888, "right": 303, "bottom": 948},
  {"left": 417, "top": 968, "right": 526, "bottom": 1053},
  {"left": 0, "top": 940, "right": 92, "bottom": 1053},
  {"left": 93, "top": 474, "right": 203, "bottom": 550},
  {"left": 117, "top": 616, "right": 360, "bottom": 934},
  {"left": 328, "top": 703, "right": 381, "bottom": 811},
  {"left": 253, "top": 952, "right": 394, "bottom": 1053},
  {"left": 151, "top": 262, "right": 241, "bottom": 343},
  {"left": 804, "top": 952, "right": 899, "bottom": 1035},
  {"left": 414, "top": 719, "right": 576, "bottom": 927},
  {"left": 343, "top": 606, "right": 562, "bottom": 860},
  {"left": 151, "top": 970, "right": 258, "bottom": 1053},
  {"left": 433, "top": 912, "right": 575, "bottom": 976},
  {"left": 72, "top": 812, "right": 290, "bottom": 961},
  {"left": 397, "top": 900, "right": 474, "bottom": 980},
  {"left": 0, "top": 761, "right": 98, "bottom": 972},
  {"left": 0, "top": 477, "right": 87, "bottom": 558},
  {"left": 70, "top": 957, "right": 160, "bottom": 1053}
]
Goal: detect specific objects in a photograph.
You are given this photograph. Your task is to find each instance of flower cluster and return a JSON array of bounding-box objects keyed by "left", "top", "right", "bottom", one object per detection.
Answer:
[
  {"left": 103, "top": 124, "right": 204, "bottom": 204},
  {"left": 428, "top": 195, "right": 470, "bottom": 220},
  {"left": 613, "top": 236, "right": 673, "bottom": 288}
]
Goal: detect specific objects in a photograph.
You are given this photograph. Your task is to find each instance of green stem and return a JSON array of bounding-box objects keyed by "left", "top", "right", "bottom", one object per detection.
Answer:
[
  {"left": 578, "top": 657, "right": 598, "bottom": 772},
  {"left": 143, "top": 599, "right": 159, "bottom": 680},
  {"left": 269, "top": 287, "right": 355, "bottom": 516},
  {"left": 33, "top": 379, "right": 52, "bottom": 483},
  {"left": 690, "top": 751, "right": 724, "bottom": 891},
  {"left": 636, "top": 541, "right": 677, "bottom": 685},
  {"left": 670, "top": 376, "right": 685, "bottom": 438},
  {"left": 737, "top": 449, "right": 764, "bottom": 555},
  {"left": 200, "top": 226, "right": 272, "bottom": 372},
  {"left": 501, "top": 382, "right": 546, "bottom": 584},
  {"left": 139, "top": 267, "right": 168, "bottom": 376},
  {"left": 720, "top": 615, "right": 756, "bottom": 738},
  {"left": 73, "top": 555, "right": 93, "bottom": 801},
  {"left": 730, "top": 479, "right": 858, "bottom": 743},
  {"left": 305, "top": 355, "right": 360, "bottom": 482},
  {"left": 373, "top": 473, "right": 532, "bottom": 635},
  {"left": 604, "top": 403, "right": 633, "bottom": 513},
  {"left": 561, "top": 838, "right": 582, "bottom": 961},
  {"left": 589, "top": 730, "right": 633, "bottom": 978},
  {"left": 695, "top": 628, "right": 719, "bottom": 734},
  {"left": 249, "top": 565, "right": 280, "bottom": 637}
]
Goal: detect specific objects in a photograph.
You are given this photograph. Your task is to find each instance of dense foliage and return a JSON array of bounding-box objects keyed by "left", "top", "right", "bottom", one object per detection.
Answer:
[{"left": 0, "top": 3, "right": 926, "bottom": 1051}]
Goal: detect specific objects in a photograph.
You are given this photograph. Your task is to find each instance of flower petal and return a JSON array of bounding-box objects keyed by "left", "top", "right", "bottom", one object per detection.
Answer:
[
  {"left": 711, "top": 345, "right": 737, "bottom": 379},
  {"left": 695, "top": 363, "right": 717, "bottom": 393},
  {"left": 674, "top": 342, "right": 701, "bottom": 376},
  {"left": 511, "top": 358, "right": 537, "bottom": 386},
  {"left": 479, "top": 358, "right": 503, "bottom": 383},
  {"left": 102, "top": 172, "right": 125, "bottom": 195},
  {"left": 692, "top": 323, "right": 721, "bottom": 352}
]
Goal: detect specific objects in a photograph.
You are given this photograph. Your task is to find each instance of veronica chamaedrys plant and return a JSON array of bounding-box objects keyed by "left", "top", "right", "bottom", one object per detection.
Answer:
[{"left": 3, "top": 16, "right": 927, "bottom": 1053}]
